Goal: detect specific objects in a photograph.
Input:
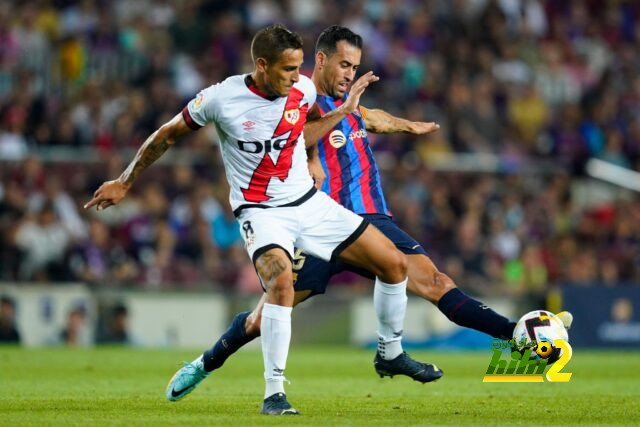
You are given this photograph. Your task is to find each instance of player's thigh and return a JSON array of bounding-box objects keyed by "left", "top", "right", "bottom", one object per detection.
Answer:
[
  {"left": 365, "top": 214, "right": 428, "bottom": 256},
  {"left": 338, "top": 215, "right": 423, "bottom": 281},
  {"left": 291, "top": 248, "right": 337, "bottom": 297},
  {"left": 337, "top": 223, "right": 407, "bottom": 282},
  {"left": 237, "top": 207, "right": 297, "bottom": 267},
  {"left": 361, "top": 215, "right": 449, "bottom": 297},
  {"left": 295, "top": 191, "right": 368, "bottom": 262}
]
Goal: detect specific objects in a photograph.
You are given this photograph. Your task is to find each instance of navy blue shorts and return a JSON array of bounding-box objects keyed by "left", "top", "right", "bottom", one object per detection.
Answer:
[{"left": 293, "top": 214, "right": 427, "bottom": 297}]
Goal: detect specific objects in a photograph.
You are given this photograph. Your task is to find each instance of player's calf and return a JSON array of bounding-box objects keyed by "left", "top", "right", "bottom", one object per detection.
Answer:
[
  {"left": 245, "top": 310, "right": 263, "bottom": 337},
  {"left": 254, "top": 248, "right": 296, "bottom": 401},
  {"left": 406, "top": 255, "right": 456, "bottom": 303},
  {"left": 202, "top": 311, "right": 255, "bottom": 372},
  {"left": 338, "top": 225, "right": 412, "bottom": 361},
  {"left": 405, "top": 253, "right": 517, "bottom": 339}
]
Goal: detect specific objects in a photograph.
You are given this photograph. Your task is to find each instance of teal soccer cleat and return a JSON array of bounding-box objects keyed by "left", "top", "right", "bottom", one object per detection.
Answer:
[{"left": 165, "top": 356, "right": 209, "bottom": 401}]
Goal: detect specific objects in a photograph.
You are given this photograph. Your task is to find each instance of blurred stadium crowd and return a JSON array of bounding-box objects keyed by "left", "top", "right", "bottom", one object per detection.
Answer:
[{"left": 1, "top": 0, "right": 639, "bottom": 297}]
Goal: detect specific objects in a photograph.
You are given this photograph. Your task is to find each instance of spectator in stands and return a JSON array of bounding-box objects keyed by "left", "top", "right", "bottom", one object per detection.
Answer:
[
  {"left": 0, "top": 180, "right": 28, "bottom": 280},
  {"left": 0, "top": 0, "right": 638, "bottom": 292},
  {"left": 97, "top": 303, "right": 130, "bottom": 345},
  {"left": 59, "top": 306, "right": 91, "bottom": 347},
  {"left": 13, "top": 201, "right": 72, "bottom": 281}
]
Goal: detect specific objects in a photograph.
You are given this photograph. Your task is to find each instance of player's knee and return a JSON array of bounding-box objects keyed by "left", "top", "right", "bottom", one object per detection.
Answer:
[
  {"left": 379, "top": 249, "right": 408, "bottom": 283},
  {"left": 256, "top": 251, "right": 292, "bottom": 289},
  {"left": 410, "top": 264, "right": 456, "bottom": 303},
  {"left": 244, "top": 312, "right": 262, "bottom": 337},
  {"left": 433, "top": 272, "right": 456, "bottom": 300},
  {"left": 267, "top": 269, "right": 294, "bottom": 296},
  {"left": 258, "top": 262, "right": 294, "bottom": 305}
]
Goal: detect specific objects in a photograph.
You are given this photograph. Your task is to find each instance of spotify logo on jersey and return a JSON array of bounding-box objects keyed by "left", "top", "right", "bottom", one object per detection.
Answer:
[{"left": 329, "top": 130, "right": 347, "bottom": 148}]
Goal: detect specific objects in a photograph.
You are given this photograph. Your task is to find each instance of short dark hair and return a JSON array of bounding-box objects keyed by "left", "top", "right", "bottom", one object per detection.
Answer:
[
  {"left": 315, "top": 25, "right": 363, "bottom": 56},
  {"left": 251, "top": 24, "right": 303, "bottom": 64}
]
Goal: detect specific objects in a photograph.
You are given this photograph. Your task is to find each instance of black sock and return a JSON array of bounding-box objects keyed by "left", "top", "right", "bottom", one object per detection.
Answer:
[
  {"left": 202, "top": 311, "right": 256, "bottom": 372},
  {"left": 437, "top": 288, "right": 516, "bottom": 339}
]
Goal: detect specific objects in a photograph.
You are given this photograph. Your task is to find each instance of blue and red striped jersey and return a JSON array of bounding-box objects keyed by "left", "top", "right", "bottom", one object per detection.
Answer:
[{"left": 315, "top": 94, "right": 390, "bottom": 216}]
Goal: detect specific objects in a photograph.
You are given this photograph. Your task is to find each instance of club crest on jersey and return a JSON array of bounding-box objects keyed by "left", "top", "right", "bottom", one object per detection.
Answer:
[
  {"left": 284, "top": 108, "right": 300, "bottom": 125},
  {"left": 329, "top": 129, "right": 347, "bottom": 148},
  {"left": 194, "top": 92, "right": 204, "bottom": 109}
]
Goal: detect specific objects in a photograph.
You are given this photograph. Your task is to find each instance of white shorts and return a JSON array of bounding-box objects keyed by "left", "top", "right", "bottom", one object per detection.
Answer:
[{"left": 236, "top": 189, "right": 368, "bottom": 264}]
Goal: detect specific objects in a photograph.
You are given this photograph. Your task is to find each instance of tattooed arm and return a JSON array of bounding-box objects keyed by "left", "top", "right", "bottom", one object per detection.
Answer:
[
  {"left": 360, "top": 106, "right": 440, "bottom": 135},
  {"left": 84, "top": 112, "right": 194, "bottom": 211}
]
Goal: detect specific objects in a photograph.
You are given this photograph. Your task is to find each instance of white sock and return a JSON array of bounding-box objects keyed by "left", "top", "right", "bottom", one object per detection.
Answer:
[
  {"left": 374, "top": 277, "right": 407, "bottom": 360},
  {"left": 261, "top": 303, "right": 292, "bottom": 398}
]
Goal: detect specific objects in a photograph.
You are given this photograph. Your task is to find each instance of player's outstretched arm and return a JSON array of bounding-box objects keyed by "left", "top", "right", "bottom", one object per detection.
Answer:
[
  {"left": 361, "top": 107, "right": 439, "bottom": 135},
  {"left": 303, "top": 71, "right": 379, "bottom": 147},
  {"left": 84, "top": 112, "right": 194, "bottom": 211}
]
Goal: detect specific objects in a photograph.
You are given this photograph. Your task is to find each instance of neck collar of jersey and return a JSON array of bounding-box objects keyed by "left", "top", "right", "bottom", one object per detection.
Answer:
[
  {"left": 245, "top": 75, "right": 279, "bottom": 101},
  {"left": 317, "top": 92, "right": 347, "bottom": 105}
]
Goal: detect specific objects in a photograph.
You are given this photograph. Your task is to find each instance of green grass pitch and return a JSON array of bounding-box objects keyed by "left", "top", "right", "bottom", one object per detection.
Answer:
[{"left": 1, "top": 346, "right": 638, "bottom": 425}]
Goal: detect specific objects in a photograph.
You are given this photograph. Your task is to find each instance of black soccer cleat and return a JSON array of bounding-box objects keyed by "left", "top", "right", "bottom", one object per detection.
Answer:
[
  {"left": 261, "top": 393, "right": 300, "bottom": 415},
  {"left": 374, "top": 351, "right": 443, "bottom": 383}
]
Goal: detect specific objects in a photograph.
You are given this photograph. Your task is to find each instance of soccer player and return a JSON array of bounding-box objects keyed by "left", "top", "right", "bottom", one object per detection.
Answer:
[
  {"left": 85, "top": 25, "right": 440, "bottom": 415},
  {"left": 162, "top": 25, "right": 574, "bottom": 402}
]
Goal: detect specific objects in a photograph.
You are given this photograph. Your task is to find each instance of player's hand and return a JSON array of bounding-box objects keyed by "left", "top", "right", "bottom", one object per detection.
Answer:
[
  {"left": 341, "top": 71, "right": 379, "bottom": 115},
  {"left": 308, "top": 157, "right": 326, "bottom": 189},
  {"left": 408, "top": 121, "right": 440, "bottom": 135},
  {"left": 83, "top": 180, "right": 131, "bottom": 211}
]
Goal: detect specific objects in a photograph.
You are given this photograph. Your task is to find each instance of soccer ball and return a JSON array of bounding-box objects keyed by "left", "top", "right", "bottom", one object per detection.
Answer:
[{"left": 512, "top": 310, "right": 569, "bottom": 364}]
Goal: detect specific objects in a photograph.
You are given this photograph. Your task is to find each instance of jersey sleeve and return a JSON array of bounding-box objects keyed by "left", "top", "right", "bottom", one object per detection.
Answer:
[
  {"left": 182, "top": 83, "right": 221, "bottom": 129},
  {"left": 299, "top": 75, "right": 317, "bottom": 109}
]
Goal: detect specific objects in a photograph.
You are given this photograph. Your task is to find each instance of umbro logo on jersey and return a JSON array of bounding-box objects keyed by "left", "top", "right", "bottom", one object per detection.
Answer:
[{"left": 242, "top": 120, "right": 255, "bottom": 131}]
